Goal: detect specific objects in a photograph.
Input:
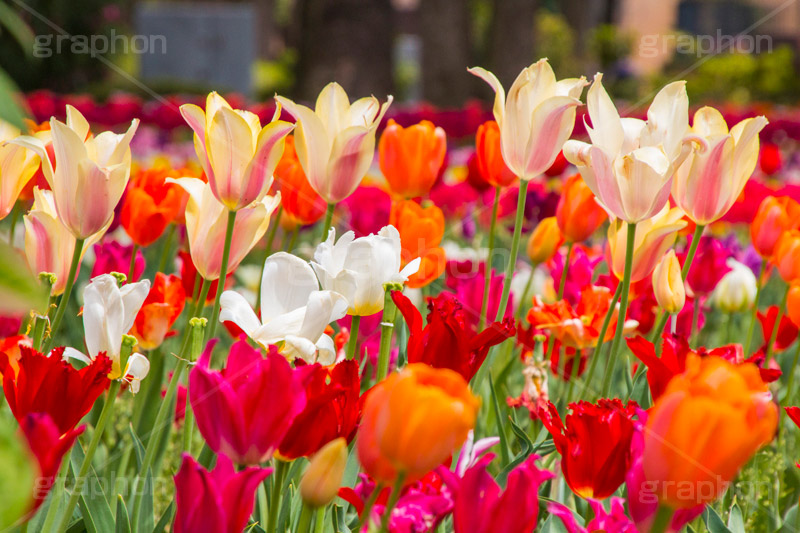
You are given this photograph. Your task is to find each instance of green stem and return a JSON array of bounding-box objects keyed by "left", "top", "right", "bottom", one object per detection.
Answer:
[
  {"left": 320, "top": 203, "right": 335, "bottom": 240},
  {"left": 358, "top": 482, "right": 384, "bottom": 532},
  {"left": 743, "top": 261, "right": 766, "bottom": 353},
  {"left": 765, "top": 286, "right": 789, "bottom": 364},
  {"left": 297, "top": 503, "right": 314, "bottom": 533},
  {"left": 479, "top": 186, "right": 501, "bottom": 330},
  {"left": 784, "top": 340, "right": 800, "bottom": 406},
  {"left": 157, "top": 224, "right": 176, "bottom": 274},
  {"left": 379, "top": 473, "right": 407, "bottom": 533},
  {"left": 55, "top": 380, "right": 121, "bottom": 532},
  {"left": 313, "top": 507, "right": 325, "bottom": 533},
  {"left": 267, "top": 460, "right": 289, "bottom": 533},
  {"left": 689, "top": 297, "right": 701, "bottom": 346},
  {"left": 346, "top": 315, "right": 361, "bottom": 360},
  {"left": 182, "top": 319, "right": 207, "bottom": 453},
  {"left": 286, "top": 225, "right": 299, "bottom": 252},
  {"left": 650, "top": 505, "right": 674, "bottom": 533},
  {"left": 128, "top": 244, "right": 139, "bottom": 281},
  {"left": 600, "top": 223, "right": 637, "bottom": 398},
  {"left": 39, "top": 455, "right": 70, "bottom": 532},
  {"left": 514, "top": 265, "right": 537, "bottom": 320},
  {"left": 580, "top": 283, "right": 622, "bottom": 399},
  {"left": 494, "top": 180, "right": 528, "bottom": 322},
  {"left": 8, "top": 201, "right": 19, "bottom": 244},
  {"left": 376, "top": 286, "right": 399, "bottom": 382},
  {"left": 207, "top": 209, "right": 237, "bottom": 341},
  {"left": 44, "top": 238, "right": 84, "bottom": 353}
]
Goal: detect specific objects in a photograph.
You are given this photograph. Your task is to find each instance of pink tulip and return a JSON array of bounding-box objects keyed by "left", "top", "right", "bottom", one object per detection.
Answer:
[
  {"left": 189, "top": 339, "right": 308, "bottom": 465},
  {"left": 548, "top": 498, "right": 636, "bottom": 532},
  {"left": 90, "top": 241, "right": 145, "bottom": 281},
  {"left": 453, "top": 454, "right": 552, "bottom": 533},
  {"left": 173, "top": 453, "right": 271, "bottom": 533}
]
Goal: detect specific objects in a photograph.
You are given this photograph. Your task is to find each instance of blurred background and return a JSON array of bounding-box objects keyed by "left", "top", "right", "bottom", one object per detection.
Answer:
[{"left": 0, "top": 0, "right": 798, "bottom": 116}]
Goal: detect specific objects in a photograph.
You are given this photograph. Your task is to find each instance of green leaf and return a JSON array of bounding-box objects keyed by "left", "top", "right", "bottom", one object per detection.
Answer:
[
  {"left": 136, "top": 468, "right": 155, "bottom": 533},
  {"left": 727, "top": 501, "right": 745, "bottom": 533},
  {"left": 116, "top": 496, "right": 131, "bottom": 533},
  {"left": 778, "top": 503, "right": 798, "bottom": 533},
  {"left": 0, "top": 413, "right": 36, "bottom": 529},
  {"left": 703, "top": 506, "right": 733, "bottom": 533},
  {"left": 0, "top": 241, "right": 48, "bottom": 314},
  {"left": 0, "top": 2, "right": 34, "bottom": 55},
  {"left": 488, "top": 373, "right": 511, "bottom": 466},
  {"left": 152, "top": 501, "right": 175, "bottom": 533},
  {"left": 496, "top": 419, "right": 533, "bottom": 486},
  {"left": 128, "top": 424, "right": 145, "bottom": 469},
  {"left": 629, "top": 368, "right": 651, "bottom": 408},
  {"left": 71, "top": 442, "right": 115, "bottom": 533}
]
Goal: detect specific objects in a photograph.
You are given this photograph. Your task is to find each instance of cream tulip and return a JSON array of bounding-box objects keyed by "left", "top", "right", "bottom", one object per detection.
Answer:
[
  {"left": 712, "top": 258, "right": 758, "bottom": 313},
  {"left": 469, "top": 59, "right": 587, "bottom": 180},
  {"left": 672, "top": 107, "right": 768, "bottom": 225},
  {"left": 180, "top": 92, "right": 293, "bottom": 211},
  {"left": 311, "top": 226, "right": 421, "bottom": 316},
  {"left": 564, "top": 75, "right": 692, "bottom": 223},
  {"left": 219, "top": 252, "right": 348, "bottom": 364},
  {"left": 12, "top": 106, "right": 138, "bottom": 239},
  {"left": 652, "top": 249, "right": 685, "bottom": 314},
  {"left": 23, "top": 188, "right": 108, "bottom": 295},
  {"left": 0, "top": 121, "right": 39, "bottom": 220},
  {"left": 168, "top": 177, "right": 279, "bottom": 281},
  {"left": 275, "top": 83, "right": 392, "bottom": 204}
]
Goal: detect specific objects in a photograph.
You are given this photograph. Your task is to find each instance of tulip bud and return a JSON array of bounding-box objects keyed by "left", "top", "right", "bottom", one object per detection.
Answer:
[
  {"left": 652, "top": 250, "right": 685, "bottom": 314},
  {"left": 299, "top": 438, "right": 348, "bottom": 508},
  {"left": 527, "top": 217, "right": 563, "bottom": 265},
  {"left": 711, "top": 259, "right": 757, "bottom": 313}
]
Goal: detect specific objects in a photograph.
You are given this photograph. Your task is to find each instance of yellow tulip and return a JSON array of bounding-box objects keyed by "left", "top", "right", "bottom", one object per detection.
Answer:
[
  {"left": 299, "top": 438, "right": 348, "bottom": 508},
  {"left": 652, "top": 249, "right": 685, "bottom": 314},
  {"left": 0, "top": 121, "right": 39, "bottom": 220}
]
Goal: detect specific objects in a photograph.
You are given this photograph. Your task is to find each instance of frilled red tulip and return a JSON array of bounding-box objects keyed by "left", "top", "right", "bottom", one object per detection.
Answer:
[
  {"left": 189, "top": 339, "right": 308, "bottom": 465},
  {"left": 21, "top": 413, "right": 83, "bottom": 513},
  {"left": 750, "top": 196, "right": 800, "bottom": 259},
  {"left": 274, "top": 135, "right": 327, "bottom": 228},
  {"left": 474, "top": 120, "right": 516, "bottom": 188},
  {"left": 129, "top": 273, "right": 186, "bottom": 350},
  {"left": 556, "top": 173, "right": 607, "bottom": 243},
  {"left": 453, "top": 454, "right": 552, "bottom": 533},
  {"left": 278, "top": 360, "right": 360, "bottom": 460},
  {"left": 174, "top": 453, "right": 272, "bottom": 533},
  {"left": 121, "top": 165, "right": 187, "bottom": 247},
  {"left": 0, "top": 346, "right": 112, "bottom": 435},
  {"left": 758, "top": 305, "right": 799, "bottom": 353},
  {"left": 393, "top": 291, "right": 515, "bottom": 381},
  {"left": 539, "top": 399, "right": 638, "bottom": 500}
]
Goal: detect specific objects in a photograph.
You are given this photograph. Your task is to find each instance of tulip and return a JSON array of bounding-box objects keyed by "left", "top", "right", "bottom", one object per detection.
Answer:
[
  {"left": 90, "top": 240, "right": 146, "bottom": 282},
  {"left": 389, "top": 199, "right": 446, "bottom": 288},
  {"left": 474, "top": 120, "right": 516, "bottom": 188},
  {"left": 23, "top": 188, "right": 105, "bottom": 295},
  {"left": 526, "top": 216, "right": 563, "bottom": 265},
  {"left": 453, "top": 454, "right": 553, "bottom": 533},
  {"left": 169, "top": 177, "right": 279, "bottom": 280},
  {"left": 682, "top": 235, "right": 731, "bottom": 295},
  {"left": 300, "top": 438, "right": 348, "bottom": 508},
  {"left": 178, "top": 250, "right": 228, "bottom": 305},
  {"left": 129, "top": 273, "right": 186, "bottom": 350},
  {"left": 787, "top": 281, "right": 800, "bottom": 327},
  {"left": 652, "top": 250, "right": 685, "bottom": 314},
  {"left": 773, "top": 229, "right": 800, "bottom": 283},
  {"left": 672, "top": 107, "right": 768, "bottom": 225},
  {"left": 711, "top": 258, "right": 757, "bottom": 313},
  {"left": 275, "top": 83, "right": 392, "bottom": 204},
  {"left": 0, "top": 121, "right": 39, "bottom": 220},
  {"left": 469, "top": 59, "right": 586, "bottom": 181},
  {"left": 607, "top": 206, "right": 687, "bottom": 283},
  {"left": 220, "top": 252, "right": 348, "bottom": 364},
  {"left": 548, "top": 498, "right": 636, "bottom": 532},
  {"left": 12, "top": 105, "right": 138, "bottom": 239},
  {"left": 278, "top": 360, "right": 360, "bottom": 459},
  {"left": 189, "top": 339, "right": 308, "bottom": 464},
  {"left": 643, "top": 355, "right": 777, "bottom": 508},
  {"left": 539, "top": 399, "right": 637, "bottom": 499},
  {"left": 120, "top": 165, "right": 187, "bottom": 246},
  {"left": 0, "top": 335, "right": 30, "bottom": 375},
  {"left": 556, "top": 173, "right": 607, "bottom": 243},
  {"left": 564, "top": 75, "right": 690, "bottom": 223},
  {"left": 0, "top": 346, "right": 111, "bottom": 435},
  {"left": 312, "top": 226, "right": 421, "bottom": 316},
  {"left": 173, "top": 453, "right": 272, "bottom": 533},
  {"left": 274, "top": 135, "right": 327, "bottom": 227},
  {"left": 757, "top": 305, "right": 798, "bottom": 354},
  {"left": 750, "top": 196, "right": 800, "bottom": 259},
  {"left": 379, "top": 119, "right": 446, "bottom": 198},
  {"left": 63, "top": 274, "right": 150, "bottom": 382},
  {"left": 180, "top": 92, "right": 293, "bottom": 211},
  {"left": 445, "top": 262, "right": 511, "bottom": 329},
  {"left": 393, "top": 291, "right": 515, "bottom": 381},
  {"left": 760, "top": 142, "right": 782, "bottom": 175},
  {"left": 357, "top": 363, "right": 480, "bottom": 484}
]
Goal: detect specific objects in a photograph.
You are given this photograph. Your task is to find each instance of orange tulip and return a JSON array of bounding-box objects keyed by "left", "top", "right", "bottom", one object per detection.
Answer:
[
  {"left": 475, "top": 120, "right": 516, "bottom": 188},
  {"left": 129, "top": 273, "right": 186, "bottom": 350},
  {"left": 357, "top": 363, "right": 480, "bottom": 485},
  {"left": 643, "top": 355, "right": 777, "bottom": 509},
  {"left": 121, "top": 166, "right": 187, "bottom": 247},
  {"left": 274, "top": 135, "right": 326, "bottom": 228},
  {"left": 787, "top": 281, "right": 800, "bottom": 327},
  {"left": 527, "top": 216, "right": 563, "bottom": 264},
  {"left": 751, "top": 196, "right": 800, "bottom": 259},
  {"left": 379, "top": 119, "right": 446, "bottom": 198},
  {"left": 556, "top": 174, "right": 607, "bottom": 243},
  {"left": 389, "top": 199, "right": 446, "bottom": 288},
  {"left": 773, "top": 229, "right": 800, "bottom": 283}
]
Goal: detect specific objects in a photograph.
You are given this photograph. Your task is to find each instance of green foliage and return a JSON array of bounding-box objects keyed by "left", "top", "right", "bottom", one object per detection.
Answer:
[
  {"left": 0, "top": 413, "right": 36, "bottom": 530},
  {"left": 535, "top": 10, "right": 577, "bottom": 78}
]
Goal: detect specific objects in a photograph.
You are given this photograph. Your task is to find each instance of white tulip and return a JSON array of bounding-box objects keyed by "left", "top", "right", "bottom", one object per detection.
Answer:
[
  {"left": 311, "top": 226, "right": 421, "bottom": 316},
  {"left": 712, "top": 259, "right": 758, "bottom": 313},
  {"left": 219, "top": 252, "right": 348, "bottom": 364}
]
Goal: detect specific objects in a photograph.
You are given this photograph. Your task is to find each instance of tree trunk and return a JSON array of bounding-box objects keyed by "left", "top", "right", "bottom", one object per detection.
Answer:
[
  {"left": 419, "top": 0, "right": 472, "bottom": 106},
  {"left": 487, "top": 0, "right": 538, "bottom": 87},
  {"left": 294, "top": 0, "right": 394, "bottom": 102}
]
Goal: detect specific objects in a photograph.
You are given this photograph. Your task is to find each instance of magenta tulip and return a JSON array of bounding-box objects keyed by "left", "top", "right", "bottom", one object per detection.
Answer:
[{"left": 189, "top": 339, "right": 308, "bottom": 464}]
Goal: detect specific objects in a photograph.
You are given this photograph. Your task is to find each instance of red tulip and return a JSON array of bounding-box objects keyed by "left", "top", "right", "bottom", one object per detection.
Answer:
[
  {"left": 758, "top": 305, "right": 799, "bottom": 353},
  {"left": 0, "top": 346, "right": 111, "bottom": 435},
  {"left": 278, "top": 360, "right": 360, "bottom": 460},
  {"left": 189, "top": 339, "right": 308, "bottom": 465},
  {"left": 539, "top": 399, "right": 637, "bottom": 500},
  {"left": 173, "top": 453, "right": 271, "bottom": 533},
  {"left": 453, "top": 454, "right": 552, "bottom": 533},
  {"left": 392, "top": 291, "right": 515, "bottom": 381}
]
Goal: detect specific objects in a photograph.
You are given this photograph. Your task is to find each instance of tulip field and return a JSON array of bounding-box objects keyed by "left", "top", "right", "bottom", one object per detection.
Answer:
[{"left": 2, "top": 60, "right": 800, "bottom": 533}]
